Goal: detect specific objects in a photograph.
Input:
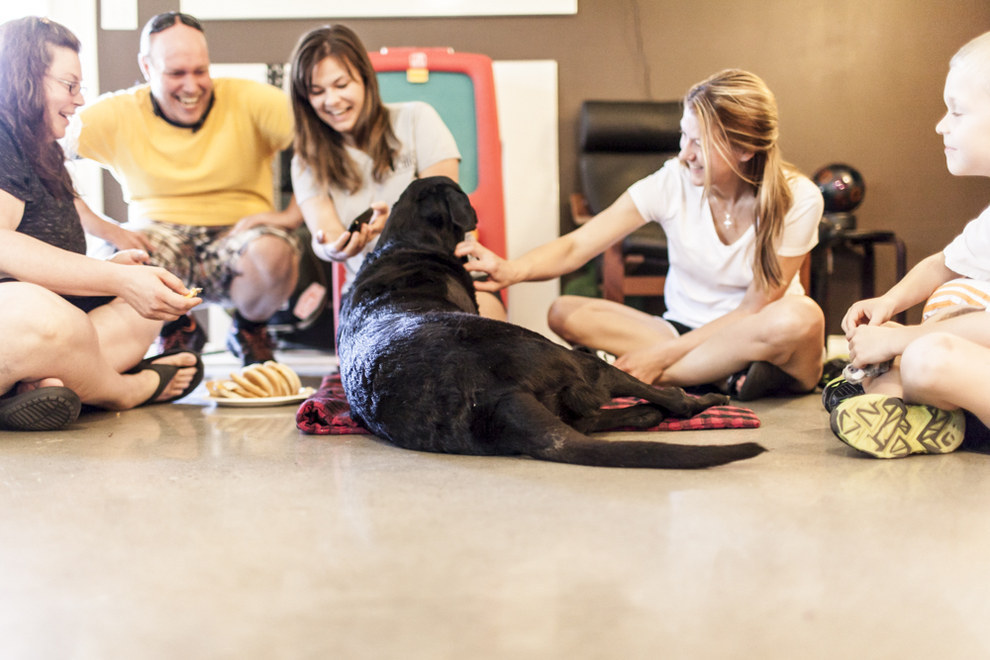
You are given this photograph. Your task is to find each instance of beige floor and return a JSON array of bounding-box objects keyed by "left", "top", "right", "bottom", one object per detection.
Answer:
[{"left": 1, "top": 349, "right": 988, "bottom": 660}]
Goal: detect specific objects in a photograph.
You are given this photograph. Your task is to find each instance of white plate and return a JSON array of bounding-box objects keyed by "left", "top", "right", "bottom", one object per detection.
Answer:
[{"left": 209, "top": 387, "right": 315, "bottom": 408}]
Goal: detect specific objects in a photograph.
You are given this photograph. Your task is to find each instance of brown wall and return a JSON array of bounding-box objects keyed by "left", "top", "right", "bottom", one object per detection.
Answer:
[{"left": 97, "top": 0, "right": 990, "bottom": 327}]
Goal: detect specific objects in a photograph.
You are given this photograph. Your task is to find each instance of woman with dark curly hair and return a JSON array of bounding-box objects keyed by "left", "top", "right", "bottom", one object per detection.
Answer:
[{"left": 0, "top": 16, "right": 204, "bottom": 430}]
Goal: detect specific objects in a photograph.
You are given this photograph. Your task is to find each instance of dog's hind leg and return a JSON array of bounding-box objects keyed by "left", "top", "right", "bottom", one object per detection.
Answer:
[
  {"left": 491, "top": 392, "right": 765, "bottom": 469},
  {"left": 580, "top": 404, "right": 668, "bottom": 433},
  {"left": 573, "top": 352, "right": 728, "bottom": 419}
]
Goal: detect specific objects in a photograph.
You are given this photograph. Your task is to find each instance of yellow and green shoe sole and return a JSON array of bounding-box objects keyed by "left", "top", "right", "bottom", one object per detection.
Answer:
[{"left": 829, "top": 393, "right": 965, "bottom": 459}]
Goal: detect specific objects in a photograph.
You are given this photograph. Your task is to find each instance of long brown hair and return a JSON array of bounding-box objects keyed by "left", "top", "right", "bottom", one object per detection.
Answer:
[
  {"left": 289, "top": 25, "right": 397, "bottom": 194},
  {"left": 684, "top": 69, "right": 795, "bottom": 290},
  {"left": 0, "top": 16, "right": 80, "bottom": 201}
]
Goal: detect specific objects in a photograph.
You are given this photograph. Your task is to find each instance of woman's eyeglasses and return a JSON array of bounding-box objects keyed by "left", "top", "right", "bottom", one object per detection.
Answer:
[{"left": 48, "top": 76, "right": 85, "bottom": 97}]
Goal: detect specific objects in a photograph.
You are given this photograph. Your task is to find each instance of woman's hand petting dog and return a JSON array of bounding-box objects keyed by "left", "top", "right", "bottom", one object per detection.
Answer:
[{"left": 454, "top": 238, "right": 517, "bottom": 292}]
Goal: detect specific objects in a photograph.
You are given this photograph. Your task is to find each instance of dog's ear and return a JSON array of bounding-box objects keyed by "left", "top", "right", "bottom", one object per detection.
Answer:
[
  {"left": 444, "top": 181, "right": 478, "bottom": 233},
  {"left": 414, "top": 176, "right": 477, "bottom": 240}
]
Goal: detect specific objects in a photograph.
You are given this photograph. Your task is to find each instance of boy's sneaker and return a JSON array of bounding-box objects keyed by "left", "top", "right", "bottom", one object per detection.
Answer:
[
  {"left": 819, "top": 357, "right": 849, "bottom": 389},
  {"left": 226, "top": 322, "right": 276, "bottom": 366},
  {"left": 157, "top": 315, "right": 207, "bottom": 355},
  {"left": 821, "top": 376, "right": 865, "bottom": 412},
  {"left": 829, "top": 393, "right": 965, "bottom": 459}
]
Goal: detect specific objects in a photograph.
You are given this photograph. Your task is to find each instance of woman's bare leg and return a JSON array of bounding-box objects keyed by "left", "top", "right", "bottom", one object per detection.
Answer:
[
  {"left": 0, "top": 284, "right": 198, "bottom": 409},
  {"left": 549, "top": 293, "right": 823, "bottom": 390},
  {"left": 87, "top": 297, "right": 161, "bottom": 370},
  {"left": 548, "top": 295, "right": 679, "bottom": 354},
  {"left": 477, "top": 291, "right": 507, "bottom": 321},
  {"left": 661, "top": 296, "right": 824, "bottom": 390}
]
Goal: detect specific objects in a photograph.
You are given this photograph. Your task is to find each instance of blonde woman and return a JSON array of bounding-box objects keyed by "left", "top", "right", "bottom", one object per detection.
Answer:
[{"left": 459, "top": 69, "right": 825, "bottom": 400}]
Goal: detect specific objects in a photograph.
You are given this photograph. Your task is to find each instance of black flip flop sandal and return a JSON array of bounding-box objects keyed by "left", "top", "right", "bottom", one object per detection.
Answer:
[
  {"left": 126, "top": 351, "right": 205, "bottom": 406},
  {"left": 734, "top": 361, "right": 808, "bottom": 402},
  {"left": 0, "top": 386, "right": 81, "bottom": 431}
]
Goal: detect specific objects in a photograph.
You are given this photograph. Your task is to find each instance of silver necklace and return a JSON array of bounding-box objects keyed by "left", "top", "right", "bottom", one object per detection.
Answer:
[{"left": 715, "top": 199, "right": 734, "bottom": 229}]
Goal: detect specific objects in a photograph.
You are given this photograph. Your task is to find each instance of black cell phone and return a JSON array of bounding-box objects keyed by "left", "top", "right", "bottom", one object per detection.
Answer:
[{"left": 347, "top": 208, "right": 374, "bottom": 233}]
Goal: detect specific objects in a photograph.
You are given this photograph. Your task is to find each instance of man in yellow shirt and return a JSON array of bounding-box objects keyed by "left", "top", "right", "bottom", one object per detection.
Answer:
[{"left": 67, "top": 12, "right": 301, "bottom": 365}]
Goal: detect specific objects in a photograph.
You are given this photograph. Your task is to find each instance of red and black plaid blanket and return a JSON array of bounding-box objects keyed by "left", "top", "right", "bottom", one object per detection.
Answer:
[{"left": 295, "top": 373, "right": 760, "bottom": 435}]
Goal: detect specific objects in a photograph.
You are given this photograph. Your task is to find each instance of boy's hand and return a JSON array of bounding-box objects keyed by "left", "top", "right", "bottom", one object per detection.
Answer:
[
  {"left": 841, "top": 296, "right": 898, "bottom": 336},
  {"left": 847, "top": 324, "right": 915, "bottom": 367}
]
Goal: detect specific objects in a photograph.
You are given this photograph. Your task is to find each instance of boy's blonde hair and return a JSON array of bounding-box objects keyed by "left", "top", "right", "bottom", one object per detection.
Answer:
[{"left": 951, "top": 31, "right": 990, "bottom": 90}]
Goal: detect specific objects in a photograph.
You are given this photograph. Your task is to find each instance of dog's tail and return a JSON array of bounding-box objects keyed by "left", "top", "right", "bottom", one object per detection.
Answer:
[
  {"left": 524, "top": 434, "right": 766, "bottom": 469},
  {"left": 494, "top": 393, "right": 766, "bottom": 469}
]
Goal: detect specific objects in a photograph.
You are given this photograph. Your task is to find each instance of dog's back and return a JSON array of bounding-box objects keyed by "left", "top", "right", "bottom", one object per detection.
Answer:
[{"left": 338, "top": 177, "right": 765, "bottom": 469}]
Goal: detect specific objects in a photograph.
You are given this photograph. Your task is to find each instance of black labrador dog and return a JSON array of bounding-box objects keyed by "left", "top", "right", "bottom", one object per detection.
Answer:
[{"left": 337, "top": 177, "right": 765, "bottom": 469}]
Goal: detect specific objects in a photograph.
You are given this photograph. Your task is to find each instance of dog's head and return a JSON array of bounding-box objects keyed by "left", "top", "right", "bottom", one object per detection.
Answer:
[{"left": 377, "top": 176, "right": 478, "bottom": 256}]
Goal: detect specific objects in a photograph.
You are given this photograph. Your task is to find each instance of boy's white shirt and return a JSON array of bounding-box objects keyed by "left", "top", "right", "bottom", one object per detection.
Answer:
[{"left": 943, "top": 203, "right": 990, "bottom": 280}]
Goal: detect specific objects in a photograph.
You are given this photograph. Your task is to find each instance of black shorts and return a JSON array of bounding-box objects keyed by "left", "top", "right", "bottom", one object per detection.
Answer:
[
  {"left": 63, "top": 294, "right": 115, "bottom": 313},
  {"left": 664, "top": 318, "right": 695, "bottom": 336},
  {"left": 0, "top": 278, "right": 113, "bottom": 313}
]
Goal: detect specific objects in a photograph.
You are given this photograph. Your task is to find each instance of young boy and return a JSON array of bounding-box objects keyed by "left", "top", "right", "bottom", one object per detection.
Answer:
[{"left": 824, "top": 30, "right": 990, "bottom": 458}]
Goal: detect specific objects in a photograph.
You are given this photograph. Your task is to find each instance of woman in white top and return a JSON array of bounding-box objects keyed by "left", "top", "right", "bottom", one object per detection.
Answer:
[
  {"left": 288, "top": 24, "right": 505, "bottom": 319},
  {"left": 459, "top": 69, "right": 825, "bottom": 400}
]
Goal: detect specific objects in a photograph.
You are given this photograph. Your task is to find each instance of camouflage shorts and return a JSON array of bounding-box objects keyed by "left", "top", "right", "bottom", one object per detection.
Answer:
[{"left": 139, "top": 221, "right": 301, "bottom": 306}]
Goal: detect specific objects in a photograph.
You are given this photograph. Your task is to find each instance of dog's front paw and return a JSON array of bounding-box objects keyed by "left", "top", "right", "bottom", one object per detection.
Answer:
[{"left": 694, "top": 392, "right": 730, "bottom": 409}]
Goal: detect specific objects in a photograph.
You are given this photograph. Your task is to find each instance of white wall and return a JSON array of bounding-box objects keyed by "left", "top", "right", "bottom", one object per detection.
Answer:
[
  {"left": 493, "top": 60, "right": 562, "bottom": 342},
  {"left": 181, "top": 0, "right": 577, "bottom": 19},
  {"left": 45, "top": 1, "right": 105, "bottom": 224}
]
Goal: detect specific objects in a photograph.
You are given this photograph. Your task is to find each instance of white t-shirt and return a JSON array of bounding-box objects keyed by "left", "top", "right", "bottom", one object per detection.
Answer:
[
  {"left": 943, "top": 204, "right": 990, "bottom": 280},
  {"left": 291, "top": 101, "right": 460, "bottom": 287},
  {"left": 628, "top": 158, "right": 823, "bottom": 328}
]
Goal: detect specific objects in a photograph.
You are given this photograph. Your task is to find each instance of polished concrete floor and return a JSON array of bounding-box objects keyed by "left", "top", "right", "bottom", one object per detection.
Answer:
[{"left": 2, "top": 348, "right": 989, "bottom": 660}]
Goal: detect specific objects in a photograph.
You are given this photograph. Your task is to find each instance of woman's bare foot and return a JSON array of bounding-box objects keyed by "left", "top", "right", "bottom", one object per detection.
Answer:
[
  {"left": 15, "top": 377, "right": 66, "bottom": 394},
  {"left": 129, "top": 352, "right": 200, "bottom": 407}
]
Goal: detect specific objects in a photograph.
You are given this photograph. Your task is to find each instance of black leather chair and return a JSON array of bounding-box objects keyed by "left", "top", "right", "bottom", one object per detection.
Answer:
[{"left": 570, "top": 100, "right": 682, "bottom": 304}]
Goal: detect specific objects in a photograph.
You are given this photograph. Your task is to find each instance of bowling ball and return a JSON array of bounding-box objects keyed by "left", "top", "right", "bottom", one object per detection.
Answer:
[{"left": 813, "top": 164, "right": 865, "bottom": 213}]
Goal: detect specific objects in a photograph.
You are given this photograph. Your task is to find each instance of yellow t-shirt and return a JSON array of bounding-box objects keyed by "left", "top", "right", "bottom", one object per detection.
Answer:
[{"left": 74, "top": 78, "right": 292, "bottom": 227}]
